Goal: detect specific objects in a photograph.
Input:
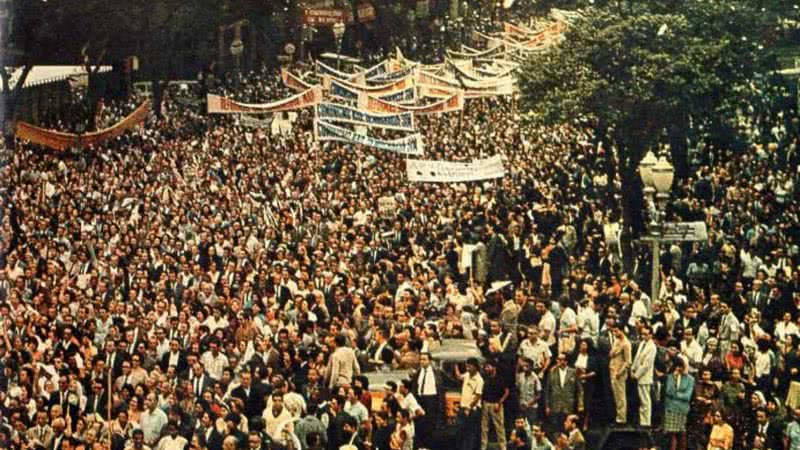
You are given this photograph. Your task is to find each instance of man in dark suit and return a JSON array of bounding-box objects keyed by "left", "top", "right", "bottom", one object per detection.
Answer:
[
  {"left": 198, "top": 410, "right": 224, "bottom": 450},
  {"left": 366, "top": 243, "right": 388, "bottom": 267},
  {"left": 487, "top": 224, "right": 513, "bottom": 284},
  {"left": 189, "top": 363, "right": 216, "bottom": 399},
  {"left": 545, "top": 353, "right": 578, "bottom": 435},
  {"left": 160, "top": 339, "right": 188, "bottom": 374},
  {"left": 363, "top": 328, "right": 394, "bottom": 371},
  {"left": 49, "top": 378, "right": 71, "bottom": 409},
  {"left": 48, "top": 418, "right": 67, "bottom": 450},
  {"left": 230, "top": 371, "right": 266, "bottom": 419},
  {"left": 411, "top": 352, "right": 447, "bottom": 449},
  {"left": 751, "top": 407, "right": 783, "bottom": 450},
  {"left": 99, "top": 340, "right": 126, "bottom": 378},
  {"left": 84, "top": 379, "right": 109, "bottom": 418},
  {"left": 389, "top": 220, "right": 409, "bottom": 249}
]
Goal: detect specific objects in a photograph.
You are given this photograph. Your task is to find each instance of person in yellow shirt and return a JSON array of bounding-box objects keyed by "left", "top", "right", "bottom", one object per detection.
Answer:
[{"left": 707, "top": 409, "right": 734, "bottom": 450}]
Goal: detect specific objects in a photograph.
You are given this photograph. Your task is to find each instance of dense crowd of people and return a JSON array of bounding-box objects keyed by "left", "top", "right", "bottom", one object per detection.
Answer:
[{"left": 2, "top": 8, "right": 800, "bottom": 450}]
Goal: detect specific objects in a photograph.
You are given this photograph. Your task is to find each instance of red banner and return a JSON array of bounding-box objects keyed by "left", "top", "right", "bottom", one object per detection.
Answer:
[
  {"left": 280, "top": 68, "right": 312, "bottom": 92},
  {"left": 16, "top": 101, "right": 150, "bottom": 151},
  {"left": 207, "top": 86, "right": 322, "bottom": 114},
  {"left": 302, "top": 8, "right": 346, "bottom": 26},
  {"left": 365, "top": 91, "right": 464, "bottom": 115},
  {"left": 301, "top": 3, "right": 375, "bottom": 26}
]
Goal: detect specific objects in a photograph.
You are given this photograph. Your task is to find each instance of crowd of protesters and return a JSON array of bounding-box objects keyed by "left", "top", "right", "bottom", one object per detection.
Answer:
[{"left": 3, "top": 8, "right": 800, "bottom": 450}]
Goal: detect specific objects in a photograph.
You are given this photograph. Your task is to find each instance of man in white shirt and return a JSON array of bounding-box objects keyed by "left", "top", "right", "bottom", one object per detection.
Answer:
[
  {"left": 577, "top": 299, "right": 600, "bottom": 343},
  {"left": 630, "top": 325, "right": 657, "bottom": 428},
  {"left": 629, "top": 293, "right": 650, "bottom": 329},
  {"left": 344, "top": 387, "right": 369, "bottom": 424},
  {"left": 200, "top": 340, "right": 229, "bottom": 380},
  {"left": 775, "top": 312, "right": 799, "bottom": 345},
  {"left": 155, "top": 423, "right": 188, "bottom": 450},
  {"left": 202, "top": 308, "right": 229, "bottom": 333},
  {"left": 536, "top": 302, "right": 557, "bottom": 347},
  {"left": 519, "top": 327, "right": 552, "bottom": 378},
  {"left": 680, "top": 328, "right": 703, "bottom": 376},
  {"left": 414, "top": 353, "right": 443, "bottom": 449},
  {"left": 139, "top": 393, "right": 168, "bottom": 447},
  {"left": 397, "top": 379, "right": 425, "bottom": 419},
  {"left": 264, "top": 393, "right": 294, "bottom": 444}
]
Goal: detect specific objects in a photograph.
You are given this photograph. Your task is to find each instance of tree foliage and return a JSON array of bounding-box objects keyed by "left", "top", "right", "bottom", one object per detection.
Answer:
[{"left": 517, "top": 0, "right": 777, "bottom": 267}]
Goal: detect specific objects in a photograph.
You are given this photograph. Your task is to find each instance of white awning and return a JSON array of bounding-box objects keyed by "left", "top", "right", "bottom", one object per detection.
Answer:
[{"left": 1, "top": 65, "right": 113, "bottom": 92}]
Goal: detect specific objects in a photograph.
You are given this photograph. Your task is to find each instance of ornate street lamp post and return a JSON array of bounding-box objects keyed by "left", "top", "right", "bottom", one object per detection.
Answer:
[{"left": 640, "top": 150, "right": 675, "bottom": 311}]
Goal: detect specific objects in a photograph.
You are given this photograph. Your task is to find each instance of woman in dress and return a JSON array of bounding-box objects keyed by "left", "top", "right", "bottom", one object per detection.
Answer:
[
  {"left": 707, "top": 409, "right": 734, "bottom": 450},
  {"left": 664, "top": 358, "right": 695, "bottom": 450}
]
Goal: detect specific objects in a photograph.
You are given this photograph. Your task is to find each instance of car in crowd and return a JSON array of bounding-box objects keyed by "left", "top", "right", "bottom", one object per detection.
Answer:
[{"left": 365, "top": 339, "right": 485, "bottom": 420}]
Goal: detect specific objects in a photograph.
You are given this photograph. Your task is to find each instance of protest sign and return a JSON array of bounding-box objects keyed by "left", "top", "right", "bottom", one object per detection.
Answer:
[{"left": 406, "top": 155, "right": 506, "bottom": 182}]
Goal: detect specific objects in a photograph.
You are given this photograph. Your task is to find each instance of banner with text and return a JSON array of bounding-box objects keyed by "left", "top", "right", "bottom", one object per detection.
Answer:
[
  {"left": 316, "top": 60, "right": 365, "bottom": 83},
  {"left": 316, "top": 103, "right": 415, "bottom": 132},
  {"left": 365, "top": 91, "right": 464, "bottom": 115},
  {"left": 377, "top": 86, "right": 416, "bottom": 104},
  {"left": 240, "top": 115, "right": 273, "bottom": 128},
  {"left": 330, "top": 79, "right": 361, "bottom": 102},
  {"left": 16, "top": 101, "right": 150, "bottom": 151},
  {"left": 315, "top": 120, "right": 423, "bottom": 155},
  {"left": 207, "top": 86, "right": 322, "bottom": 114},
  {"left": 301, "top": 3, "right": 375, "bottom": 26},
  {"left": 367, "top": 64, "right": 418, "bottom": 84},
  {"left": 333, "top": 74, "right": 415, "bottom": 94},
  {"left": 406, "top": 155, "right": 506, "bottom": 183}
]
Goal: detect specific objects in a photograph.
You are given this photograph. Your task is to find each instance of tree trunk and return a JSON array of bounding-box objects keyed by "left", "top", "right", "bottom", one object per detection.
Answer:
[
  {"left": 618, "top": 148, "right": 647, "bottom": 274},
  {"left": 153, "top": 79, "right": 165, "bottom": 119},
  {"left": 669, "top": 112, "right": 690, "bottom": 181},
  {"left": 86, "top": 70, "right": 99, "bottom": 131},
  {"left": 2, "top": 65, "right": 33, "bottom": 141}
]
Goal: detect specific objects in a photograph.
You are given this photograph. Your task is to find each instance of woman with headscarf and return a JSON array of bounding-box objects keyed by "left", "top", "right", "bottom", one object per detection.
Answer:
[
  {"left": 702, "top": 338, "right": 726, "bottom": 381},
  {"left": 743, "top": 391, "right": 768, "bottom": 450}
]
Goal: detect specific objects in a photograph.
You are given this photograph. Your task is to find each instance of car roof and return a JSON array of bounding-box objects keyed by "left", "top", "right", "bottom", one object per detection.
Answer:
[
  {"left": 365, "top": 370, "right": 411, "bottom": 392},
  {"left": 430, "top": 339, "right": 484, "bottom": 362}
]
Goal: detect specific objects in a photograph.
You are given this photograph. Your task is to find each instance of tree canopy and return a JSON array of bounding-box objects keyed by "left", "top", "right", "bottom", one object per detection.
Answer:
[{"left": 517, "top": 0, "right": 784, "bottom": 267}]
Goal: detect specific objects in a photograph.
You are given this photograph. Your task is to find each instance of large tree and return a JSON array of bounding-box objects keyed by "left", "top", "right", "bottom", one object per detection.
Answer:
[{"left": 517, "top": 1, "right": 775, "bottom": 269}]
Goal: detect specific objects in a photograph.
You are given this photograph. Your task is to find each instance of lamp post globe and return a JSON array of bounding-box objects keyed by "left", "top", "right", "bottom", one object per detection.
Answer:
[{"left": 639, "top": 150, "right": 658, "bottom": 188}]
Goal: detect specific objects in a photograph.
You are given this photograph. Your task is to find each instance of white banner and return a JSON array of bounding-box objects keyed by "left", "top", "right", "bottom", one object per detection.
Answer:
[
  {"left": 316, "top": 103, "right": 415, "bottom": 131},
  {"left": 368, "top": 64, "right": 418, "bottom": 83},
  {"left": 240, "top": 114, "right": 272, "bottom": 128},
  {"left": 377, "top": 86, "right": 417, "bottom": 104},
  {"left": 315, "top": 60, "right": 365, "bottom": 83},
  {"left": 406, "top": 155, "right": 506, "bottom": 183},
  {"left": 315, "top": 120, "right": 424, "bottom": 155}
]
